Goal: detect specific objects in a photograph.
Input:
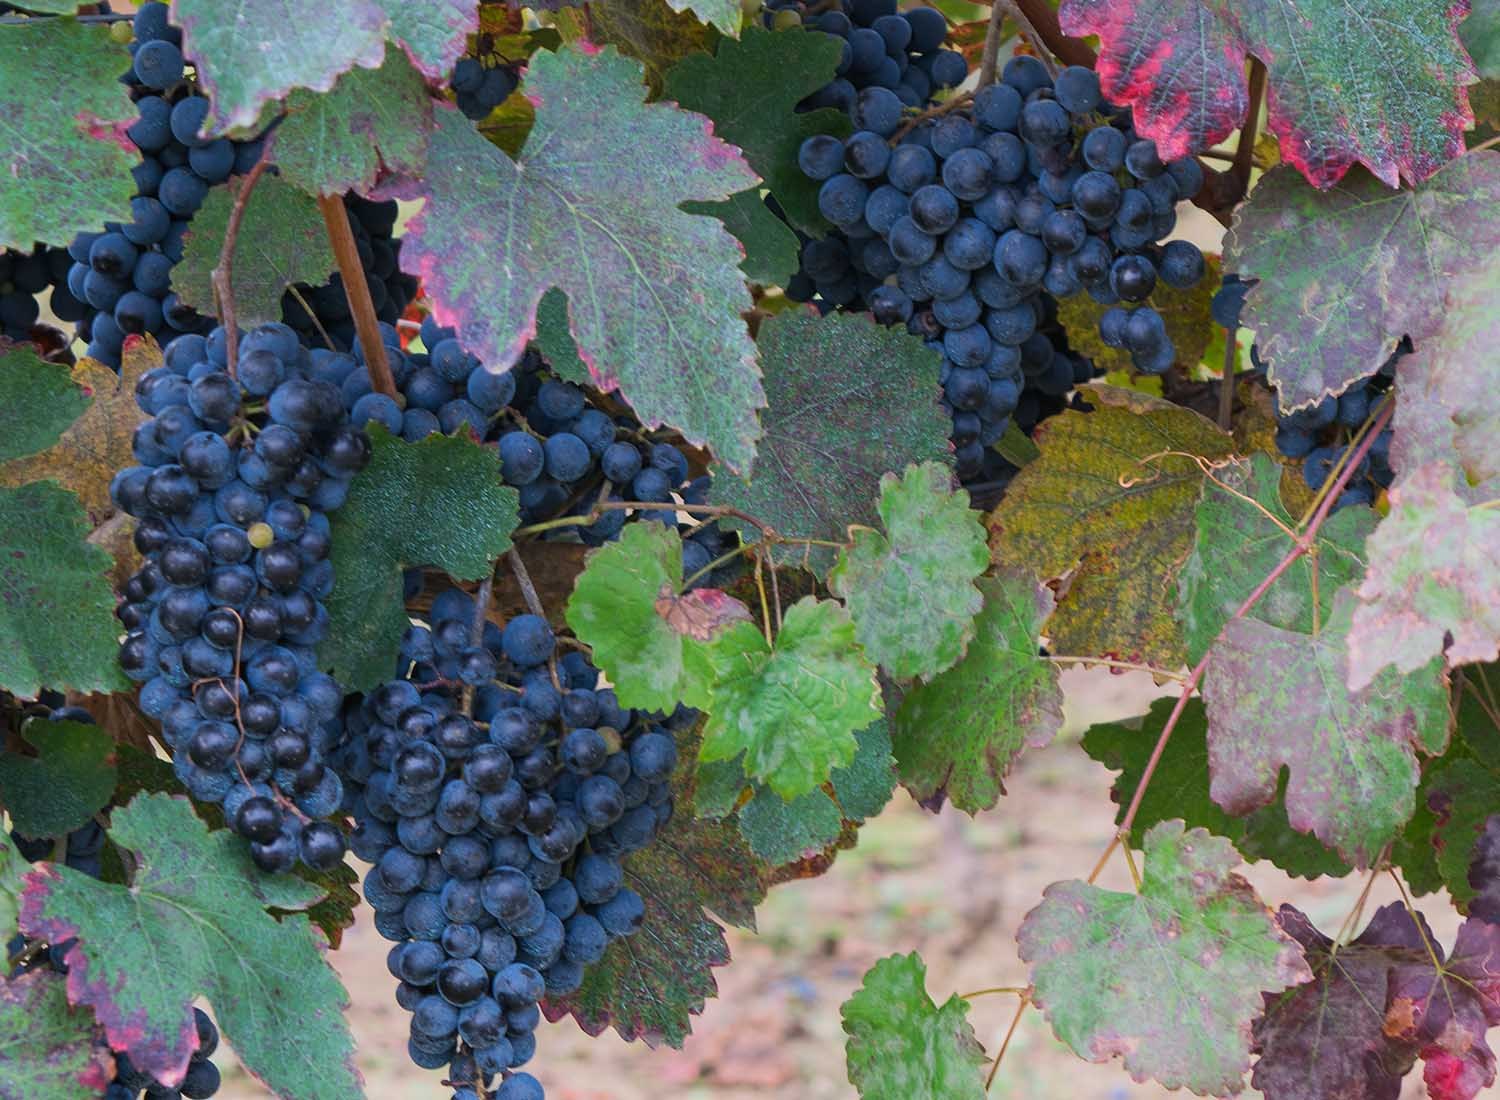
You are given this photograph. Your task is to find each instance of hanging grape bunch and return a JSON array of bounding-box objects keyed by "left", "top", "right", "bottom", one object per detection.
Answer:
[{"left": 450, "top": 31, "right": 526, "bottom": 121}]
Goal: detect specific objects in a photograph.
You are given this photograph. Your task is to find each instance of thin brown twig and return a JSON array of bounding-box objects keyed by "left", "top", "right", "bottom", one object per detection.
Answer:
[
  {"left": 316, "top": 194, "right": 397, "bottom": 398},
  {"left": 890, "top": 91, "right": 974, "bottom": 144},
  {"left": 985, "top": 990, "right": 1033, "bottom": 1090},
  {"left": 977, "top": 0, "right": 1010, "bottom": 88},
  {"left": 1012, "top": 0, "right": 1095, "bottom": 68},
  {"left": 1232, "top": 60, "right": 1267, "bottom": 202},
  {"left": 283, "top": 282, "right": 339, "bottom": 351},
  {"left": 212, "top": 138, "right": 276, "bottom": 373},
  {"left": 999, "top": 1, "right": 1059, "bottom": 77},
  {"left": 1218, "top": 326, "right": 1237, "bottom": 431},
  {"left": 507, "top": 547, "right": 563, "bottom": 693},
  {"left": 461, "top": 574, "right": 495, "bottom": 715}
]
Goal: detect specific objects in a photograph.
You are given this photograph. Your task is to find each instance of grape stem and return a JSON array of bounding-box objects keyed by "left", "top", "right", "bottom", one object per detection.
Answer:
[
  {"left": 316, "top": 194, "right": 398, "bottom": 399},
  {"left": 515, "top": 499, "right": 777, "bottom": 538},
  {"left": 506, "top": 547, "right": 564, "bottom": 692},
  {"left": 1217, "top": 325, "right": 1237, "bottom": 430},
  {"left": 460, "top": 573, "right": 495, "bottom": 715},
  {"left": 1231, "top": 60, "right": 1267, "bottom": 201},
  {"left": 213, "top": 135, "right": 276, "bottom": 375},
  {"left": 1012, "top": 0, "right": 1096, "bottom": 69},
  {"left": 995, "top": 2, "right": 1060, "bottom": 80},
  {"left": 890, "top": 91, "right": 974, "bottom": 144}
]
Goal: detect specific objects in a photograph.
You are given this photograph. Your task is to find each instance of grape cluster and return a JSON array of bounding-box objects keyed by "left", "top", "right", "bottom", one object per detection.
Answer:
[
  {"left": 451, "top": 53, "right": 522, "bottom": 121},
  {"left": 767, "top": 0, "right": 965, "bottom": 113},
  {"left": 330, "top": 587, "right": 687, "bottom": 1100},
  {"left": 0, "top": 244, "right": 78, "bottom": 339},
  {"left": 791, "top": 57, "right": 1206, "bottom": 480},
  {"left": 110, "top": 322, "right": 369, "bottom": 873}
]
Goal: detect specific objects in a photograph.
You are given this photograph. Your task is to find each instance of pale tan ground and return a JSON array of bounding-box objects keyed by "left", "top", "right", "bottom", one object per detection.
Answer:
[{"left": 214, "top": 668, "right": 1491, "bottom": 1100}]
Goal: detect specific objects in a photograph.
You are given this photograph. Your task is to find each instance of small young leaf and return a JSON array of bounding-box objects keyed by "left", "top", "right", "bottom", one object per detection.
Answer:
[
  {"left": 18, "top": 793, "right": 358, "bottom": 1098},
  {"left": 404, "top": 47, "right": 763, "bottom": 472},
  {"left": 0, "top": 969, "right": 116, "bottom": 1100},
  {"left": 0, "top": 20, "right": 135, "bottom": 250},
  {"left": 829, "top": 462, "right": 988, "bottom": 682},
  {"left": 842, "top": 953, "right": 986, "bottom": 1100},
  {"left": 0, "top": 482, "right": 128, "bottom": 698},
  {"left": 716, "top": 311, "right": 951, "bottom": 574},
  {"left": 683, "top": 189, "right": 802, "bottom": 287},
  {"left": 988, "top": 384, "right": 1234, "bottom": 670},
  {"left": 664, "top": 27, "right": 851, "bottom": 233},
  {"left": 1017, "top": 821, "right": 1312, "bottom": 1096},
  {"left": 892, "top": 570, "right": 1062, "bottom": 813},
  {"left": 322, "top": 425, "right": 519, "bottom": 691},
  {"left": 1204, "top": 587, "right": 1452, "bottom": 866},
  {"left": 0, "top": 346, "right": 89, "bottom": 464},
  {"left": 0, "top": 719, "right": 116, "bottom": 838},
  {"left": 698, "top": 597, "right": 881, "bottom": 800}
]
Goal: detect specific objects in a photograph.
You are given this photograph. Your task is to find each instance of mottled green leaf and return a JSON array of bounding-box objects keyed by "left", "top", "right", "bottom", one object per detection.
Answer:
[
  {"left": 1017, "top": 822, "right": 1312, "bottom": 1095},
  {"left": 830, "top": 718, "right": 895, "bottom": 823},
  {"left": 405, "top": 47, "right": 763, "bottom": 471},
  {"left": 1177, "top": 453, "right": 1375, "bottom": 663},
  {"left": 533, "top": 289, "right": 590, "bottom": 386},
  {"left": 717, "top": 310, "right": 950, "bottom": 574},
  {"left": 843, "top": 953, "right": 986, "bottom": 1100},
  {"left": 666, "top": 0, "right": 741, "bottom": 35},
  {"left": 18, "top": 793, "right": 357, "bottom": 1098},
  {"left": 0, "top": 719, "right": 115, "bottom": 838},
  {"left": 0, "top": 833, "right": 24, "bottom": 936},
  {"left": 829, "top": 462, "right": 987, "bottom": 682},
  {"left": 0, "top": 482, "right": 128, "bottom": 698},
  {"left": 590, "top": 0, "right": 713, "bottom": 92},
  {"left": 684, "top": 189, "right": 800, "bottom": 286},
  {"left": 0, "top": 20, "right": 136, "bottom": 250},
  {"left": 738, "top": 785, "right": 843, "bottom": 864},
  {"left": 892, "top": 570, "right": 1062, "bottom": 813},
  {"left": 664, "top": 27, "right": 849, "bottom": 233},
  {"left": 1463, "top": 0, "right": 1500, "bottom": 79},
  {"left": 988, "top": 384, "right": 1233, "bottom": 670},
  {"left": 0, "top": 969, "right": 115, "bottom": 1100},
  {"left": 323, "top": 425, "right": 519, "bottom": 691},
  {"left": 1203, "top": 588, "right": 1452, "bottom": 866},
  {"left": 0, "top": 346, "right": 89, "bottom": 464},
  {"left": 376, "top": 0, "right": 476, "bottom": 77},
  {"left": 698, "top": 597, "right": 881, "bottom": 799}
]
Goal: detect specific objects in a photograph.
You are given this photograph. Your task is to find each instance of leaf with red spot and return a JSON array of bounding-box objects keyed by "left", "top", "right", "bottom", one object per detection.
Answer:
[
  {"left": 0, "top": 969, "right": 116, "bottom": 1100},
  {"left": 1060, "top": 0, "right": 1477, "bottom": 188},
  {"left": 404, "top": 45, "right": 764, "bottom": 472}
]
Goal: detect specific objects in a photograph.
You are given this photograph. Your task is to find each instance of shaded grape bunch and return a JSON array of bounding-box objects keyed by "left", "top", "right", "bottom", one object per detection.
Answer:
[
  {"left": 451, "top": 53, "right": 522, "bottom": 121},
  {"left": 111, "top": 322, "right": 369, "bottom": 873},
  {"left": 329, "top": 586, "right": 690, "bottom": 1100},
  {"left": 0, "top": 244, "right": 77, "bottom": 340}
]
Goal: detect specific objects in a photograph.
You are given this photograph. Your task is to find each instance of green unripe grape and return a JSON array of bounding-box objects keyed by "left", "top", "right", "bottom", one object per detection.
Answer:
[{"left": 772, "top": 8, "right": 803, "bottom": 29}]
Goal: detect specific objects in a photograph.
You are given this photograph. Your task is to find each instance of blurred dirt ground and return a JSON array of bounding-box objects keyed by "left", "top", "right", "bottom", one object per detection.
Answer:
[{"left": 216, "top": 668, "right": 1488, "bottom": 1100}]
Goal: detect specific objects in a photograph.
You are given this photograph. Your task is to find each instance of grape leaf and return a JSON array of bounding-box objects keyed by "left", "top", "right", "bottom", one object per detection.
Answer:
[
  {"left": 1251, "top": 903, "right": 1429, "bottom": 1100},
  {"left": 0, "top": 343, "right": 151, "bottom": 522},
  {"left": 0, "top": 346, "right": 89, "bottom": 464},
  {"left": 0, "top": 20, "right": 135, "bottom": 250},
  {"left": 0, "top": 482, "right": 128, "bottom": 699},
  {"left": 683, "top": 189, "right": 801, "bottom": 286},
  {"left": 665, "top": 0, "right": 740, "bottom": 35},
  {"left": 1083, "top": 698, "right": 1353, "bottom": 880},
  {"left": 589, "top": 0, "right": 713, "bottom": 92},
  {"left": 1017, "top": 821, "right": 1312, "bottom": 1096},
  {"left": 0, "top": 832, "right": 25, "bottom": 936},
  {"left": 1226, "top": 156, "right": 1500, "bottom": 413},
  {"left": 1059, "top": 0, "right": 1476, "bottom": 189},
  {"left": 532, "top": 290, "right": 590, "bottom": 386},
  {"left": 175, "top": 175, "right": 336, "bottom": 328},
  {"left": 1176, "top": 453, "right": 1375, "bottom": 664},
  {"left": 543, "top": 721, "right": 767, "bottom": 1047},
  {"left": 738, "top": 785, "right": 843, "bottom": 865},
  {"left": 891, "top": 570, "right": 1062, "bottom": 813},
  {"left": 565, "top": 521, "right": 745, "bottom": 712},
  {"left": 376, "top": 0, "right": 478, "bottom": 77},
  {"left": 1056, "top": 253, "right": 1220, "bottom": 374},
  {"left": 663, "top": 27, "right": 850, "bottom": 234},
  {"left": 1347, "top": 462, "right": 1500, "bottom": 691},
  {"left": 1203, "top": 587, "right": 1451, "bottom": 866},
  {"left": 404, "top": 47, "right": 763, "bottom": 472},
  {"left": 987, "top": 384, "right": 1234, "bottom": 669},
  {"left": 829, "top": 718, "right": 896, "bottom": 823},
  {"left": 715, "top": 310, "right": 951, "bottom": 574},
  {"left": 842, "top": 952, "right": 987, "bottom": 1100},
  {"left": 18, "top": 793, "right": 358, "bottom": 1097},
  {"left": 0, "top": 719, "right": 115, "bottom": 838},
  {"left": 322, "top": 425, "right": 519, "bottom": 692},
  {"left": 1465, "top": 0, "right": 1500, "bottom": 78},
  {"left": 0, "top": 969, "right": 116, "bottom": 1100},
  {"left": 697, "top": 596, "right": 881, "bottom": 800},
  {"left": 829, "top": 462, "right": 987, "bottom": 682}
]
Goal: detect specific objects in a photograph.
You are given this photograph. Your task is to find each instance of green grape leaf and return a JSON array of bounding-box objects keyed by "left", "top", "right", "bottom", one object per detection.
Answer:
[
  {"left": 376, "top": 0, "right": 477, "bottom": 77},
  {"left": 1083, "top": 698, "right": 1352, "bottom": 880},
  {"left": 891, "top": 570, "right": 1062, "bottom": 813},
  {"left": 0, "top": 20, "right": 136, "bottom": 250},
  {"left": 1061, "top": 0, "right": 1475, "bottom": 189},
  {"left": 664, "top": 27, "right": 850, "bottom": 233},
  {"left": 0, "top": 719, "right": 115, "bottom": 838},
  {"left": 247, "top": 44, "right": 432, "bottom": 196},
  {"left": 175, "top": 174, "right": 336, "bottom": 328},
  {"left": 684, "top": 189, "right": 801, "bottom": 286},
  {"left": 666, "top": 0, "right": 740, "bottom": 35},
  {"left": 698, "top": 596, "right": 881, "bottom": 799},
  {"left": 1176, "top": 453, "right": 1375, "bottom": 664},
  {"left": 1056, "top": 253, "right": 1220, "bottom": 373},
  {"left": 1464, "top": 0, "right": 1500, "bottom": 79},
  {"left": 533, "top": 289, "right": 591, "bottom": 387},
  {"left": 829, "top": 462, "right": 987, "bottom": 682},
  {"left": 543, "top": 721, "right": 767, "bottom": 1046},
  {"left": 0, "top": 969, "right": 116, "bottom": 1100},
  {"left": 1226, "top": 155, "right": 1500, "bottom": 413},
  {"left": 988, "top": 384, "right": 1233, "bottom": 670},
  {"left": 322, "top": 425, "right": 519, "bottom": 692},
  {"left": 716, "top": 311, "right": 951, "bottom": 574},
  {"left": 738, "top": 785, "right": 843, "bottom": 865},
  {"left": 0, "top": 482, "right": 128, "bottom": 698},
  {"left": 589, "top": 0, "right": 713, "bottom": 93},
  {"left": 1203, "top": 588, "right": 1452, "bottom": 866},
  {"left": 405, "top": 47, "right": 763, "bottom": 472},
  {"left": 566, "top": 521, "right": 748, "bottom": 712},
  {"left": 830, "top": 718, "right": 896, "bottom": 823},
  {"left": 0, "top": 832, "right": 25, "bottom": 935},
  {"left": 0, "top": 346, "right": 89, "bottom": 464},
  {"left": 1017, "top": 821, "right": 1312, "bottom": 1096},
  {"left": 842, "top": 952, "right": 987, "bottom": 1100},
  {"left": 18, "top": 793, "right": 357, "bottom": 1098}
]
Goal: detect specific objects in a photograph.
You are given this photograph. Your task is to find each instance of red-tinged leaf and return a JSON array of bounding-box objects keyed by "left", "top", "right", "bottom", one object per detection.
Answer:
[
  {"left": 378, "top": 0, "right": 479, "bottom": 78},
  {"left": 1060, "top": 0, "right": 1476, "bottom": 188},
  {"left": 404, "top": 46, "right": 763, "bottom": 472},
  {"left": 656, "top": 586, "right": 754, "bottom": 641},
  {"left": 1226, "top": 156, "right": 1500, "bottom": 413},
  {"left": 0, "top": 969, "right": 116, "bottom": 1100}
]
